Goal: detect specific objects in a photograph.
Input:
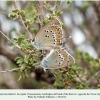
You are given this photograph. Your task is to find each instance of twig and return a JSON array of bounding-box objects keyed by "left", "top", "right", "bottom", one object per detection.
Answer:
[
  {"left": 43, "top": 3, "right": 53, "bottom": 13},
  {"left": 12, "top": 1, "right": 32, "bottom": 39},
  {"left": 0, "top": 31, "right": 21, "bottom": 49},
  {"left": 0, "top": 68, "right": 20, "bottom": 73},
  {"left": 35, "top": 1, "right": 44, "bottom": 27},
  {"left": 43, "top": 1, "right": 60, "bottom": 13},
  {"left": 33, "top": 62, "right": 40, "bottom": 67},
  {"left": 0, "top": 63, "right": 40, "bottom": 73},
  {"left": 0, "top": 31, "right": 40, "bottom": 57},
  {"left": 0, "top": 31, "right": 30, "bottom": 55}
]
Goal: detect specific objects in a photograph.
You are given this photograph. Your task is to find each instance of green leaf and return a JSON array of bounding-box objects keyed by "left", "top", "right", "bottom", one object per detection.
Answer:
[
  {"left": 17, "top": 35, "right": 26, "bottom": 43},
  {"left": 21, "top": 41, "right": 29, "bottom": 49},
  {"left": 56, "top": 10, "right": 63, "bottom": 16},
  {"left": 24, "top": 55, "right": 29, "bottom": 64},
  {"left": 25, "top": 73, "right": 29, "bottom": 77},
  {"left": 66, "top": 73, "right": 73, "bottom": 79},
  {"left": 16, "top": 58, "right": 24, "bottom": 64},
  {"left": 20, "top": 10, "right": 25, "bottom": 17},
  {"left": 66, "top": 0, "right": 72, "bottom": 4},
  {"left": 13, "top": 38, "right": 18, "bottom": 41},
  {"left": 28, "top": 44, "right": 33, "bottom": 50},
  {"left": 18, "top": 75, "right": 22, "bottom": 81},
  {"left": 54, "top": 79, "right": 64, "bottom": 89},
  {"left": 33, "top": 15, "right": 38, "bottom": 20},
  {"left": 82, "top": 2, "right": 90, "bottom": 10},
  {"left": 76, "top": 82, "right": 89, "bottom": 89},
  {"left": 24, "top": 19, "right": 31, "bottom": 25},
  {"left": 83, "top": 52, "right": 93, "bottom": 62},
  {"left": 95, "top": 58, "right": 100, "bottom": 63},
  {"left": 20, "top": 63, "right": 27, "bottom": 70},
  {"left": 43, "top": 19, "right": 50, "bottom": 25},
  {"left": 12, "top": 9, "right": 19, "bottom": 13},
  {"left": 15, "top": 57, "right": 22, "bottom": 61},
  {"left": 8, "top": 13, "right": 18, "bottom": 20},
  {"left": 61, "top": 22, "right": 65, "bottom": 28},
  {"left": 97, "top": 85, "right": 100, "bottom": 89},
  {"left": 21, "top": 40, "right": 28, "bottom": 45},
  {"left": 72, "top": 78, "right": 77, "bottom": 83}
]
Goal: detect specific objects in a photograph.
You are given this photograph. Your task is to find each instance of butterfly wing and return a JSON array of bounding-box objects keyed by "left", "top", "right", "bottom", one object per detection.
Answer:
[
  {"left": 35, "top": 18, "right": 61, "bottom": 39},
  {"left": 41, "top": 49, "right": 63, "bottom": 69},
  {"left": 63, "top": 51, "right": 75, "bottom": 67},
  {"left": 32, "top": 18, "right": 62, "bottom": 50},
  {"left": 48, "top": 18, "right": 61, "bottom": 26},
  {"left": 41, "top": 47, "right": 75, "bottom": 70},
  {"left": 33, "top": 25, "right": 62, "bottom": 50}
]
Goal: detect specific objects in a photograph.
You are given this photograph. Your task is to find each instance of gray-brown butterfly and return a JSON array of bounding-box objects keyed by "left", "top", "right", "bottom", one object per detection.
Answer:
[
  {"left": 41, "top": 47, "right": 75, "bottom": 71},
  {"left": 31, "top": 18, "right": 63, "bottom": 50}
]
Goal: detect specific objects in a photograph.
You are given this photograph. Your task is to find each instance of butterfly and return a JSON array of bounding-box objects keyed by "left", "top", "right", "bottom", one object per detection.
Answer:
[
  {"left": 41, "top": 47, "right": 75, "bottom": 71},
  {"left": 31, "top": 18, "right": 63, "bottom": 50}
]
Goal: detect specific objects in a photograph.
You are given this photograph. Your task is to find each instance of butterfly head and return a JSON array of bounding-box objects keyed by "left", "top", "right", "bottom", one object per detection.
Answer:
[{"left": 30, "top": 39, "right": 42, "bottom": 50}]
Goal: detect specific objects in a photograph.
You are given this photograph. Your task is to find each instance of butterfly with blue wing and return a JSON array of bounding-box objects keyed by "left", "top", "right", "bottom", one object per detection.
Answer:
[
  {"left": 41, "top": 47, "right": 75, "bottom": 71},
  {"left": 31, "top": 18, "right": 63, "bottom": 50}
]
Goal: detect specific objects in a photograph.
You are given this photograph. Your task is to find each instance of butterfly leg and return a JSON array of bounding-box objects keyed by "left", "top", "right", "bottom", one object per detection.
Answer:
[
  {"left": 60, "top": 44, "right": 70, "bottom": 51},
  {"left": 61, "top": 35, "right": 72, "bottom": 50}
]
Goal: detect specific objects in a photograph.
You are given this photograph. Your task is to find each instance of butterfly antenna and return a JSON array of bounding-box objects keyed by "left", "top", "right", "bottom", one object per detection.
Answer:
[
  {"left": 62, "top": 36, "right": 71, "bottom": 43},
  {"left": 0, "top": 31, "right": 21, "bottom": 49}
]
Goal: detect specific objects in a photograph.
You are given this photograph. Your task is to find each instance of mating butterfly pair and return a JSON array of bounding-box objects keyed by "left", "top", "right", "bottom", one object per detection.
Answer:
[{"left": 31, "top": 18, "right": 75, "bottom": 71}]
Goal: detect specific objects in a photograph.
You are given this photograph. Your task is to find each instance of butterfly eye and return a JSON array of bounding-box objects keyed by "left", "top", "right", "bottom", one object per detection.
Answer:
[{"left": 31, "top": 39, "right": 34, "bottom": 42}]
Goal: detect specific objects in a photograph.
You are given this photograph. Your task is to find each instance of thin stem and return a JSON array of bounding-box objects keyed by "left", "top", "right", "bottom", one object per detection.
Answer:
[
  {"left": 33, "top": 62, "right": 40, "bottom": 67},
  {"left": 0, "top": 31, "right": 21, "bottom": 49},
  {"left": 12, "top": 1, "right": 32, "bottom": 39},
  {"left": 0, "top": 68, "right": 20, "bottom": 73},
  {"left": 43, "top": 1, "right": 59, "bottom": 12},
  {"left": 35, "top": 1, "right": 44, "bottom": 27},
  {"left": 0, "top": 63, "right": 40, "bottom": 73}
]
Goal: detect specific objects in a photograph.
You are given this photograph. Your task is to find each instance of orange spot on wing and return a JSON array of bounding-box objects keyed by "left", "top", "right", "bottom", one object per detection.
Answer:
[
  {"left": 57, "top": 34, "right": 61, "bottom": 38},
  {"left": 57, "top": 48, "right": 67, "bottom": 63},
  {"left": 51, "top": 26, "right": 62, "bottom": 45},
  {"left": 57, "top": 42, "right": 61, "bottom": 45},
  {"left": 58, "top": 32, "right": 60, "bottom": 34},
  {"left": 57, "top": 39, "right": 61, "bottom": 45}
]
